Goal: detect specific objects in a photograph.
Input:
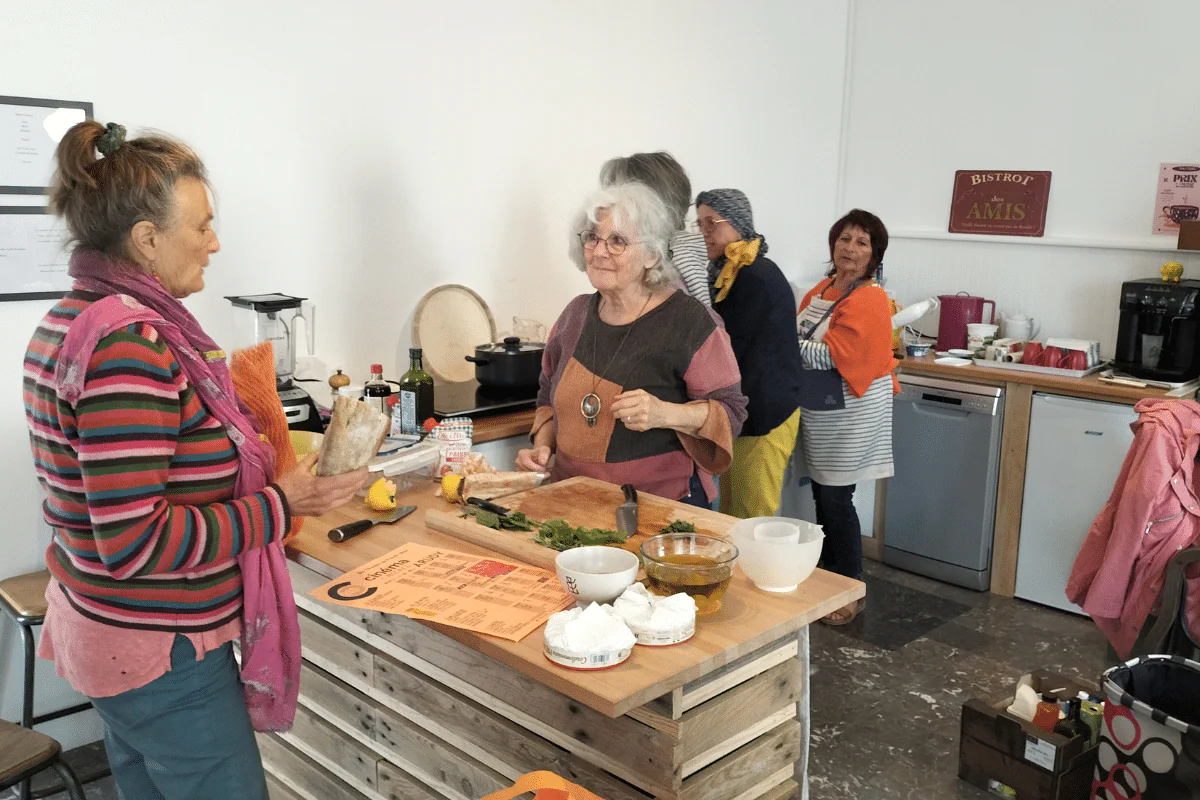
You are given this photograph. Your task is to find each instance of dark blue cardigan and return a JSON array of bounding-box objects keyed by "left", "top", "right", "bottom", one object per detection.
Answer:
[{"left": 712, "top": 254, "right": 803, "bottom": 437}]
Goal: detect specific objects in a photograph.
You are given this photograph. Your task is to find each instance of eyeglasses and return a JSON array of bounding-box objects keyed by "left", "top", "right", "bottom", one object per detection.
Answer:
[
  {"left": 692, "top": 217, "right": 730, "bottom": 233},
  {"left": 579, "top": 231, "right": 640, "bottom": 255}
]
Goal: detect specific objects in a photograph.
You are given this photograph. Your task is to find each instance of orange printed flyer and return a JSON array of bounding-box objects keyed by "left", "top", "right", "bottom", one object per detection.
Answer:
[{"left": 310, "top": 543, "right": 573, "bottom": 642}]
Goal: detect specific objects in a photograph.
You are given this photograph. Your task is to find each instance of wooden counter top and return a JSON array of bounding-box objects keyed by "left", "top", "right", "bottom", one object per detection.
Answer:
[
  {"left": 897, "top": 353, "right": 1183, "bottom": 404},
  {"left": 470, "top": 408, "right": 535, "bottom": 444},
  {"left": 287, "top": 481, "right": 862, "bottom": 718}
]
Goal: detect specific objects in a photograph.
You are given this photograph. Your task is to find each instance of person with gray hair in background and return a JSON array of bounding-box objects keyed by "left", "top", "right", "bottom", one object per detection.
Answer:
[
  {"left": 514, "top": 183, "right": 746, "bottom": 507},
  {"left": 599, "top": 151, "right": 711, "bottom": 306}
]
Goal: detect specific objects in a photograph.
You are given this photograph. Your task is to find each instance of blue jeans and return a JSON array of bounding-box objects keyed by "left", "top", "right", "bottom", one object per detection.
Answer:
[
  {"left": 681, "top": 471, "right": 714, "bottom": 510},
  {"left": 88, "top": 636, "right": 268, "bottom": 800}
]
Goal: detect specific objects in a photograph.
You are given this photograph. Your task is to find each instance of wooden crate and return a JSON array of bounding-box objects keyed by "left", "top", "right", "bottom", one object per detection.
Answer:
[{"left": 958, "top": 671, "right": 1099, "bottom": 799}]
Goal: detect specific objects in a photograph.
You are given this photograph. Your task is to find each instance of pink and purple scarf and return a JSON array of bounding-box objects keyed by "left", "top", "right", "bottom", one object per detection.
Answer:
[{"left": 55, "top": 248, "right": 300, "bottom": 732}]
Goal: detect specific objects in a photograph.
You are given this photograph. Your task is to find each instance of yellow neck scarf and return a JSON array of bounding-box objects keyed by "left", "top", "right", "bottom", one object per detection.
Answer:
[{"left": 713, "top": 238, "right": 761, "bottom": 303}]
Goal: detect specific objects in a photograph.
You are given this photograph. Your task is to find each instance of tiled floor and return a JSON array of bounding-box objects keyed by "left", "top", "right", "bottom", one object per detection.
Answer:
[
  {"left": 8, "top": 562, "right": 1112, "bottom": 800},
  {"left": 807, "top": 559, "right": 1112, "bottom": 799}
]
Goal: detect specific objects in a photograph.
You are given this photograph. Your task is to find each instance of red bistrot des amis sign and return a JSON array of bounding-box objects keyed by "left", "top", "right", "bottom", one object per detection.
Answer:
[{"left": 948, "top": 170, "right": 1052, "bottom": 237}]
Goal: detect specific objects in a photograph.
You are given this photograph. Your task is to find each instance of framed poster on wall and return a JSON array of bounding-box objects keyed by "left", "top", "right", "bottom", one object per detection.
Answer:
[
  {"left": 0, "top": 95, "right": 93, "bottom": 194},
  {"left": 0, "top": 206, "right": 73, "bottom": 301},
  {"left": 948, "top": 170, "right": 1052, "bottom": 237},
  {"left": 1153, "top": 163, "right": 1200, "bottom": 236}
]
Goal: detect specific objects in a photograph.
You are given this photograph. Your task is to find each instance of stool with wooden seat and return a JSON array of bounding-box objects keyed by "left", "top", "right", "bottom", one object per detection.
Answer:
[
  {"left": 0, "top": 570, "right": 96, "bottom": 800},
  {"left": 0, "top": 720, "right": 86, "bottom": 800}
]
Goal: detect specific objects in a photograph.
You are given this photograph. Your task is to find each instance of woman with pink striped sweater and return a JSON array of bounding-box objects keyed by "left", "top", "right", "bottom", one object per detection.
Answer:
[{"left": 23, "top": 121, "right": 365, "bottom": 799}]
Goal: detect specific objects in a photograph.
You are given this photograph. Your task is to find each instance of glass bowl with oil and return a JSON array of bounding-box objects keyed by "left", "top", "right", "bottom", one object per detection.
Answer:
[{"left": 639, "top": 534, "right": 739, "bottom": 615}]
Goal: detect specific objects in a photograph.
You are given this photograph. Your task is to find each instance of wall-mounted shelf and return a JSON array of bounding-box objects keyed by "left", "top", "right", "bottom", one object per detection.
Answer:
[{"left": 891, "top": 230, "right": 1193, "bottom": 254}]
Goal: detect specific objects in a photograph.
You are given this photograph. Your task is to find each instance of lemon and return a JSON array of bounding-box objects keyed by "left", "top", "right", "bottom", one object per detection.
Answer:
[
  {"left": 441, "top": 474, "right": 464, "bottom": 503},
  {"left": 365, "top": 478, "right": 397, "bottom": 511}
]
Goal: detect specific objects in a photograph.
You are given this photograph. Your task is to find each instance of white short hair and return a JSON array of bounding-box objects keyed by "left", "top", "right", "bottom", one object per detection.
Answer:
[{"left": 568, "top": 182, "right": 679, "bottom": 291}]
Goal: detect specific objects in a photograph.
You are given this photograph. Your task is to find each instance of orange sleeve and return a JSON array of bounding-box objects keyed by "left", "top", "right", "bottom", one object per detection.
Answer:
[
  {"left": 797, "top": 278, "right": 832, "bottom": 315},
  {"left": 823, "top": 284, "right": 899, "bottom": 398}
]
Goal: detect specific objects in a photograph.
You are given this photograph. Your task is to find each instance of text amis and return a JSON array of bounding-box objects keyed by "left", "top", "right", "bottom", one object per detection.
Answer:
[
  {"left": 966, "top": 203, "right": 1027, "bottom": 221},
  {"left": 970, "top": 172, "right": 1037, "bottom": 186}
]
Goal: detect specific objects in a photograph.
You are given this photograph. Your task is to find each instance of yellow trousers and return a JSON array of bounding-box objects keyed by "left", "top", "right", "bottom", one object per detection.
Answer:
[{"left": 720, "top": 408, "right": 801, "bottom": 519}]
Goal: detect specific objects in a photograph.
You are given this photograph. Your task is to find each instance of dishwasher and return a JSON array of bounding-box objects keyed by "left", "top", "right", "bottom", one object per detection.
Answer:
[{"left": 883, "top": 374, "right": 1004, "bottom": 590}]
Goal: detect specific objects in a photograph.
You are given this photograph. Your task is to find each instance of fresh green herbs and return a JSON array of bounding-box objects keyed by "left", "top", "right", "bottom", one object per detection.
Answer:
[
  {"left": 533, "top": 518, "right": 627, "bottom": 551},
  {"left": 660, "top": 520, "right": 696, "bottom": 533},
  {"left": 461, "top": 507, "right": 537, "bottom": 532},
  {"left": 462, "top": 506, "right": 627, "bottom": 550}
]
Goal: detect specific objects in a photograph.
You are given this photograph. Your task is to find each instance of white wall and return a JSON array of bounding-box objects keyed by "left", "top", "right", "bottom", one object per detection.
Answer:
[
  {"left": 842, "top": 0, "right": 1200, "bottom": 351},
  {"left": 1, "top": 1, "right": 849, "bottom": 747}
]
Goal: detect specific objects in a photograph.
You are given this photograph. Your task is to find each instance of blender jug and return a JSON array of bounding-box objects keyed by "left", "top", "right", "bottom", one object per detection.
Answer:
[{"left": 226, "top": 294, "right": 314, "bottom": 389}]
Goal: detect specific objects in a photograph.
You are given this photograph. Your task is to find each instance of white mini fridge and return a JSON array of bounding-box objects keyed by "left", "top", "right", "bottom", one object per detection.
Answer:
[{"left": 1014, "top": 394, "right": 1138, "bottom": 614}]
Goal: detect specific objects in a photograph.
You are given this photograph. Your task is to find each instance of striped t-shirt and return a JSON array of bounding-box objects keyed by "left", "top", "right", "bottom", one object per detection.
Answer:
[
  {"left": 670, "top": 231, "right": 712, "bottom": 307},
  {"left": 24, "top": 290, "right": 290, "bottom": 632}
]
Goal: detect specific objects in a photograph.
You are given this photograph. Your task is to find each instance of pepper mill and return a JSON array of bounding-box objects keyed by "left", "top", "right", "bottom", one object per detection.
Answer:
[{"left": 328, "top": 369, "right": 350, "bottom": 405}]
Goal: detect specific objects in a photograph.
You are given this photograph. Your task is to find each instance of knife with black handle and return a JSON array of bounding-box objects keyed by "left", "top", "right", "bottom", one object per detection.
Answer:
[
  {"left": 328, "top": 505, "right": 417, "bottom": 542},
  {"left": 466, "top": 496, "right": 511, "bottom": 516}
]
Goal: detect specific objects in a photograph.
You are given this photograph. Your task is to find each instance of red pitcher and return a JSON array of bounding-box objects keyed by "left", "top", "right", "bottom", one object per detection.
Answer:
[{"left": 936, "top": 292, "right": 996, "bottom": 351}]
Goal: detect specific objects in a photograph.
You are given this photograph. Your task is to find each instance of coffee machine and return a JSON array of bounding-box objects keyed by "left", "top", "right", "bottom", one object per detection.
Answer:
[
  {"left": 226, "top": 294, "right": 323, "bottom": 432},
  {"left": 1114, "top": 278, "right": 1200, "bottom": 384}
]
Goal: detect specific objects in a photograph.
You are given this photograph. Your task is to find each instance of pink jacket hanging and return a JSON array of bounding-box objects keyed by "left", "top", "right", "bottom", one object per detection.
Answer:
[{"left": 1067, "top": 399, "right": 1200, "bottom": 658}]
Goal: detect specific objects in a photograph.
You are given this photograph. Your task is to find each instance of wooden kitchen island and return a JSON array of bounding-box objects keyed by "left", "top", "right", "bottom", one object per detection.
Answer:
[{"left": 260, "top": 481, "right": 862, "bottom": 800}]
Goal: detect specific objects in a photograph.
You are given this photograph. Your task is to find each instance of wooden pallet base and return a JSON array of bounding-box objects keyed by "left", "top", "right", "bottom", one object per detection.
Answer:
[{"left": 264, "top": 559, "right": 810, "bottom": 800}]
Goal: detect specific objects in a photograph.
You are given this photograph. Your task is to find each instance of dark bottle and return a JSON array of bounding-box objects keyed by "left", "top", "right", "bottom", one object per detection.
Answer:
[
  {"left": 363, "top": 363, "right": 392, "bottom": 416},
  {"left": 1053, "top": 698, "right": 1090, "bottom": 740},
  {"left": 397, "top": 348, "right": 434, "bottom": 434}
]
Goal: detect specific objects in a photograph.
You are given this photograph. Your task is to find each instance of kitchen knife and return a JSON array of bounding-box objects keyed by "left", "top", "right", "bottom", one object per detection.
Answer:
[
  {"left": 328, "top": 505, "right": 417, "bottom": 542},
  {"left": 615, "top": 483, "right": 638, "bottom": 536},
  {"left": 466, "top": 496, "right": 511, "bottom": 516}
]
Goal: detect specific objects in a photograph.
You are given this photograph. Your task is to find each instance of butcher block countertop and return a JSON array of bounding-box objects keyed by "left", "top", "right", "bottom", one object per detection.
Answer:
[
  {"left": 470, "top": 408, "right": 536, "bottom": 443},
  {"left": 897, "top": 352, "right": 1187, "bottom": 404},
  {"left": 287, "top": 477, "right": 862, "bottom": 718}
]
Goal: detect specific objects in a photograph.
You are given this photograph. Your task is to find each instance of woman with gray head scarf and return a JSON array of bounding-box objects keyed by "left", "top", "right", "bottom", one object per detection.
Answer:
[{"left": 695, "top": 189, "right": 802, "bottom": 519}]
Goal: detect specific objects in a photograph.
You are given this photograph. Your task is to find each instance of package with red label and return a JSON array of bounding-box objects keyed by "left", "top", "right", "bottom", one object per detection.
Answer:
[{"left": 427, "top": 417, "right": 474, "bottom": 476}]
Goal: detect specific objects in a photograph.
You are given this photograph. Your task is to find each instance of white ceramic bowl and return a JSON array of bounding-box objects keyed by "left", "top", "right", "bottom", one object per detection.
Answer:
[
  {"left": 729, "top": 517, "right": 824, "bottom": 593},
  {"left": 555, "top": 547, "right": 640, "bottom": 606}
]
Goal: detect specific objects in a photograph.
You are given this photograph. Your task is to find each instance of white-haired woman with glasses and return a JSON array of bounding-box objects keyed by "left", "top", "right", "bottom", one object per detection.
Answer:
[{"left": 514, "top": 183, "right": 747, "bottom": 507}]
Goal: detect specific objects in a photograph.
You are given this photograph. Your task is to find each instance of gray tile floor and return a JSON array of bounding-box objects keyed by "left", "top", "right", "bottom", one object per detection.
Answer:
[
  {"left": 808, "top": 559, "right": 1111, "bottom": 799},
  {"left": 8, "top": 562, "right": 1112, "bottom": 800}
]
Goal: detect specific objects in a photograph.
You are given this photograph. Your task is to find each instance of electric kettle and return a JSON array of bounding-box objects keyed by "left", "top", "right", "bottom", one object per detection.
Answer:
[{"left": 936, "top": 293, "right": 995, "bottom": 351}]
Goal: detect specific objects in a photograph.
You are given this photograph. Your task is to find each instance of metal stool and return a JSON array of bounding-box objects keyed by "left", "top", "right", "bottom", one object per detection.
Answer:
[
  {"left": 0, "top": 571, "right": 95, "bottom": 800},
  {"left": 0, "top": 720, "right": 86, "bottom": 800}
]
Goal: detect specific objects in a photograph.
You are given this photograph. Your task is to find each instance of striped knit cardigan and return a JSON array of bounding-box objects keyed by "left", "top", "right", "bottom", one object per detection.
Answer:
[{"left": 24, "top": 290, "right": 291, "bottom": 631}]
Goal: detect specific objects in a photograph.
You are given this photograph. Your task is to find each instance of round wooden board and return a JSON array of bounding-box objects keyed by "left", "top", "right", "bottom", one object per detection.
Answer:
[{"left": 412, "top": 284, "right": 497, "bottom": 383}]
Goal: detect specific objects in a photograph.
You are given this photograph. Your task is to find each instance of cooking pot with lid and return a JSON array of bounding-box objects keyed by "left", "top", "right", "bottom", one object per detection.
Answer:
[{"left": 465, "top": 337, "right": 545, "bottom": 389}]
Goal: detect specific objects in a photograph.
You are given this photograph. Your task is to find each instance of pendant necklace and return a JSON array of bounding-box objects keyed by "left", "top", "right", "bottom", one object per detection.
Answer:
[{"left": 581, "top": 293, "right": 654, "bottom": 427}]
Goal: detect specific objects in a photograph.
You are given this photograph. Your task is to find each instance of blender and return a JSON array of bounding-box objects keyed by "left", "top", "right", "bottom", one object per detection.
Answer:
[{"left": 226, "top": 293, "right": 322, "bottom": 432}]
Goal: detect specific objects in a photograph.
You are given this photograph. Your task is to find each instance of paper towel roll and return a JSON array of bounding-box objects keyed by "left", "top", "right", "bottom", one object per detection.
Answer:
[{"left": 891, "top": 296, "right": 939, "bottom": 329}]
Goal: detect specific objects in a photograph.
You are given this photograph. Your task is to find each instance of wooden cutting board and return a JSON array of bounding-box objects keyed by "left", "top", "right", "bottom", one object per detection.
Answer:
[{"left": 424, "top": 476, "right": 734, "bottom": 571}]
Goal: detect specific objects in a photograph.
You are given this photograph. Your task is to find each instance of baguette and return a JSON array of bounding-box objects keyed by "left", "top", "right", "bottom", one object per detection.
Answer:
[{"left": 316, "top": 397, "right": 390, "bottom": 476}]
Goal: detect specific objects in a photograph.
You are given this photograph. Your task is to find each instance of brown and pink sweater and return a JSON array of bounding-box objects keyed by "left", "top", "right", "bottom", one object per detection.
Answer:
[{"left": 532, "top": 291, "right": 747, "bottom": 502}]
